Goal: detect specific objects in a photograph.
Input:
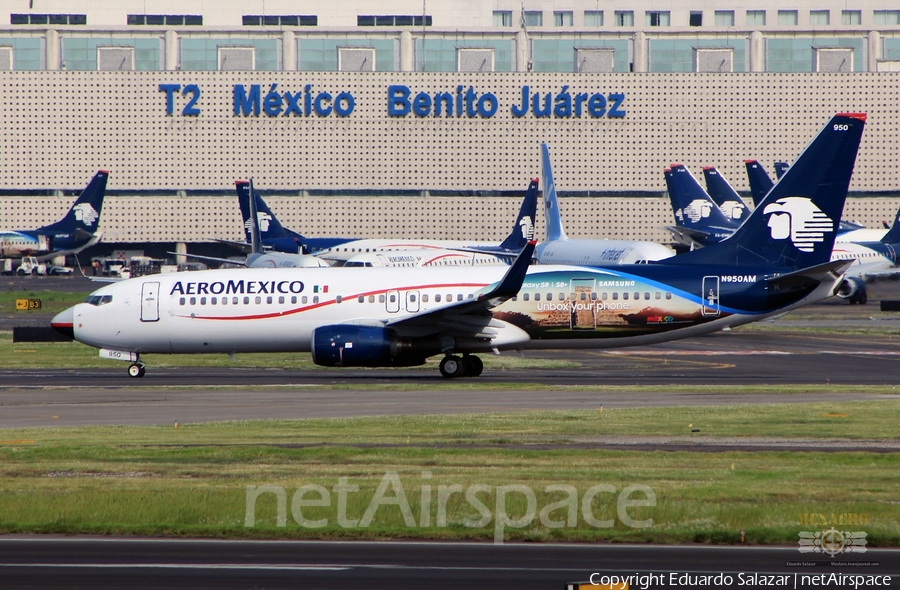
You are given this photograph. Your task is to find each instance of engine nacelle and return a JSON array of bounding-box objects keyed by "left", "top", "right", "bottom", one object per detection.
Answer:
[
  {"left": 311, "top": 325, "right": 436, "bottom": 367},
  {"left": 836, "top": 277, "right": 867, "bottom": 304}
]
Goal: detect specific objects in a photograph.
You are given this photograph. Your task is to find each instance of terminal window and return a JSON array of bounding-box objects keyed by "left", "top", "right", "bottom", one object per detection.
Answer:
[
  {"left": 524, "top": 11, "right": 543, "bottom": 27},
  {"left": 615, "top": 11, "right": 633, "bottom": 26},
  {"left": 0, "top": 47, "right": 11, "bottom": 70},
  {"left": 689, "top": 11, "right": 702, "bottom": 26},
  {"left": 493, "top": 11, "right": 512, "bottom": 27},
  {"left": 842, "top": 10, "right": 861, "bottom": 25},
  {"left": 243, "top": 15, "right": 317, "bottom": 26},
  {"left": 584, "top": 11, "right": 603, "bottom": 27},
  {"left": 11, "top": 13, "right": 86, "bottom": 25},
  {"left": 554, "top": 11, "right": 573, "bottom": 27},
  {"left": 646, "top": 11, "right": 670, "bottom": 27},
  {"left": 874, "top": 10, "right": 900, "bottom": 25},
  {"left": 714, "top": 11, "right": 734, "bottom": 27},
  {"left": 127, "top": 14, "right": 202, "bottom": 26},
  {"left": 357, "top": 15, "right": 432, "bottom": 26},
  {"left": 810, "top": 10, "right": 830, "bottom": 26},
  {"left": 778, "top": 10, "right": 798, "bottom": 26},
  {"left": 746, "top": 10, "right": 766, "bottom": 26}
]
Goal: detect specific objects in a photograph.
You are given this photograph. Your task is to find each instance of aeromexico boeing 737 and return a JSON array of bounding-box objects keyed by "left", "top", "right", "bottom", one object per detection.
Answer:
[
  {"left": 52, "top": 114, "right": 864, "bottom": 378},
  {"left": 234, "top": 179, "right": 538, "bottom": 265},
  {"left": 0, "top": 170, "right": 108, "bottom": 260}
]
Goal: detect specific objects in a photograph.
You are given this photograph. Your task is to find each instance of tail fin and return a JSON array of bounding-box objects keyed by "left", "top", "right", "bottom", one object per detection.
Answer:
[
  {"left": 41, "top": 170, "right": 108, "bottom": 236},
  {"left": 881, "top": 202, "right": 900, "bottom": 246},
  {"left": 235, "top": 181, "right": 304, "bottom": 253},
  {"left": 541, "top": 142, "right": 566, "bottom": 241},
  {"left": 498, "top": 178, "right": 539, "bottom": 251},
  {"left": 774, "top": 161, "right": 790, "bottom": 179},
  {"left": 744, "top": 160, "right": 775, "bottom": 206},
  {"left": 666, "top": 164, "right": 739, "bottom": 233},
  {"left": 674, "top": 113, "right": 866, "bottom": 269},
  {"left": 247, "top": 179, "right": 263, "bottom": 254},
  {"left": 702, "top": 166, "right": 751, "bottom": 223}
]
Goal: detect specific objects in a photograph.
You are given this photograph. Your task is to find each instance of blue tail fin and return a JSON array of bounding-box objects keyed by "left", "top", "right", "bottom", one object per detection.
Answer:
[
  {"left": 666, "top": 164, "right": 739, "bottom": 233},
  {"left": 881, "top": 202, "right": 900, "bottom": 246},
  {"left": 235, "top": 181, "right": 304, "bottom": 253},
  {"left": 774, "top": 161, "right": 790, "bottom": 179},
  {"left": 674, "top": 113, "right": 866, "bottom": 269},
  {"left": 744, "top": 160, "right": 775, "bottom": 206},
  {"left": 702, "top": 166, "right": 751, "bottom": 223},
  {"left": 541, "top": 142, "right": 566, "bottom": 241},
  {"left": 498, "top": 178, "right": 539, "bottom": 251},
  {"left": 41, "top": 170, "right": 108, "bottom": 236}
]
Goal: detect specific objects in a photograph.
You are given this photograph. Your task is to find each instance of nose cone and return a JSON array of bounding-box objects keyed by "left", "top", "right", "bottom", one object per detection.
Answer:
[{"left": 51, "top": 307, "right": 75, "bottom": 340}]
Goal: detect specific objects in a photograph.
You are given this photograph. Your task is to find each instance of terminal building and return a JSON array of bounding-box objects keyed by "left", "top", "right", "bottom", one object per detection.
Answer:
[{"left": 1, "top": 0, "right": 899, "bottom": 251}]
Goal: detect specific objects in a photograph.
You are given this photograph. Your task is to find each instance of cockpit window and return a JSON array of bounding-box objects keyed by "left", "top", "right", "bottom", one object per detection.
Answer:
[{"left": 85, "top": 295, "right": 113, "bottom": 306}]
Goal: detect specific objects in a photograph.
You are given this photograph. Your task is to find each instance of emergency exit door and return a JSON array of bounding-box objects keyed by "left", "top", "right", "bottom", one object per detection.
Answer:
[{"left": 141, "top": 281, "right": 160, "bottom": 322}]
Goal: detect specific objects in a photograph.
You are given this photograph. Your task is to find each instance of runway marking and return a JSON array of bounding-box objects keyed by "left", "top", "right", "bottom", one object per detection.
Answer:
[
  {"left": 0, "top": 439, "right": 34, "bottom": 444},
  {"left": 604, "top": 350, "right": 900, "bottom": 356},
  {"left": 0, "top": 563, "right": 349, "bottom": 571}
]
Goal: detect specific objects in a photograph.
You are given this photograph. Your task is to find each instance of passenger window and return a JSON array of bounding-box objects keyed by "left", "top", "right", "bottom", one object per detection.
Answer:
[
  {"left": 378, "top": 294, "right": 385, "bottom": 303},
  {"left": 467, "top": 294, "right": 474, "bottom": 300},
  {"left": 313, "top": 296, "right": 319, "bottom": 304},
  {"left": 547, "top": 293, "right": 552, "bottom": 301},
  {"left": 368, "top": 295, "right": 375, "bottom": 303},
  {"left": 301, "top": 296, "right": 307, "bottom": 304},
  {"left": 558, "top": 292, "right": 564, "bottom": 301},
  {"left": 266, "top": 296, "right": 273, "bottom": 304},
  {"left": 200, "top": 297, "right": 206, "bottom": 305},
  {"left": 602, "top": 292, "right": 608, "bottom": 300},
  {"left": 389, "top": 294, "right": 396, "bottom": 302},
  {"left": 422, "top": 294, "right": 429, "bottom": 303},
  {"left": 655, "top": 292, "right": 661, "bottom": 300},
  {"left": 244, "top": 296, "right": 250, "bottom": 304},
  {"left": 336, "top": 296, "right": 343, "bottom": 304},
  {"left": 457, "top": 294, "right": 463, "bottom": 302},
  {"left": 512, "top": 296, "right": 518, "bottom": 302},
  {"left": 279, "top": 296, "right": 285, "bottom": 304},
  {"left": 591, "top": 292, "right": 597, "bottom": 301},
  {"left": 534, "top": 293, "right": 541, "bottom": 301},
  {"left": 612, "top": 292, "right": 619, "bottom": 300},
  {"left": 523, "top": 293, "right": 529, "bottom": 301},
  {"left": 666, "top": 292, "right": 672, "bottom": 300},
  {"left": 179, "top": 297, "right": 185, "bottom": 305},
  {"left": 358, "top": 295, "right": 365, "bottom": 303},
  {"left": 435, "top": 294, "right": 441, "bottom": 302},
  {"left": 644, "top": 292, "right": 650, "bottom": 300},
  {"left": 189, "top": 297, "right": 196, "bottom": 305},
  {"left": 233, "top": 297, "right": 239, "bottom": 304},
  {"left": 254, "top": 296, "right": 261, "bottom": 304},
  {"left": 634, "top": 292, "right": 640, "bottom": 300},
  {"left": 221, "top": 297, "right": 227, "bottom": 305},
  {"left": 623, "top": 292, "right": 629, "bottom": 300}
]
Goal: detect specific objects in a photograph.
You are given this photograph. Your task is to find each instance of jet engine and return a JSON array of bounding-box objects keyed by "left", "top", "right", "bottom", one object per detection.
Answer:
[
  {"left": 835, "top": 277, "right": 868, "bottom": 304},
  {"left": 311, "top": 325, "right": 439, "bottom": 367}
]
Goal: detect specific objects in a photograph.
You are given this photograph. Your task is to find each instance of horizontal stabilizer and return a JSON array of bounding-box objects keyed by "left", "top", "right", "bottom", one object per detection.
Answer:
[{"left": 766, "top": 260, "right": 854, "bottom": 292}]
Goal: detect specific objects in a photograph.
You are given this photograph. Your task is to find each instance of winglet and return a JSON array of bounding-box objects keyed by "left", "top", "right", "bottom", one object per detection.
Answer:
[{"left": 479, "top": 240, "right": 536, "bottom": 304}]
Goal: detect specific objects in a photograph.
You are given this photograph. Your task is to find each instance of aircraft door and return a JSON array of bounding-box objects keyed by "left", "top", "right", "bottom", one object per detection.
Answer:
[
  {"left": 385, "top": 290, "right": 400, "bottom": 313},
  {"left": 702, "top": 276, "right": 720, "bottom": 316},
  {"left": 405, "top": 290, "right": 420, "bottom": 313},
  {"left": 141, "top": 281, "right": 160, "bottom": 322},
  {"left": 569, "top": 278, "right": 596, "bottom": 329}
]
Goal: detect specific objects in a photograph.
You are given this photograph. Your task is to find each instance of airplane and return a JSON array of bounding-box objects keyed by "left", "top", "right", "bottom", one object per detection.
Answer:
[
  {"left": 829, "top": 205, "right": 900, "bottom": 304},
  {"left": 236, "top": 180, "right": 538, "bottom": 265},
  {"left": 534, "top": 143, "right": 674, "bottom": 265},
  {"left": 0, "top": 170, "right": 108, "bottom": 260},
  {"left": 664, "top": 164, "right": 740, "bottom": 248},
  {"left": 701, "top": 166, "right": 751, "bottom": 223},
  {"left": 52, "top": 113, "right": 864, "bottom": 379}
]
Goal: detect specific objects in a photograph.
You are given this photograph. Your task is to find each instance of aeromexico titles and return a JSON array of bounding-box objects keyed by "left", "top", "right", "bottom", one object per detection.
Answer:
[
  {"left": 0, "top": 170, "right": 107, "bottom": 260},
  {"left": 52, "top": 113, "right": 865, "bottom": 378}
]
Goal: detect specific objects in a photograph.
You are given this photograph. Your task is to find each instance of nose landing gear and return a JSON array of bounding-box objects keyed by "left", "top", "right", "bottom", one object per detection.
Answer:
[{"left": 127, "top": 361, "right": 146, "bottom": 378}]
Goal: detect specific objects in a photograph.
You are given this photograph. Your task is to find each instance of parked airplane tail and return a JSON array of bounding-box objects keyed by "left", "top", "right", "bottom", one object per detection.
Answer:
[
  {"left": 880, "top": 202, "right": 900, "bottom": 245},
  {"left": 666, "top": 163, "right": 739, "bottom": 232},
  {"left": 674, "top": 113, "right": 866, "bottom": 270},
  {"left": 497, "top": 178, "right": 539, "bottom": 251},
  {"left": 774, "top": 161, "right": 790, "bottom": 179},
  {"left": 701, "top": 166, "right": 750, "bottom": 222},
  {"left": 235, "top": 181, "right": 304, "bottom": 253},
  {"left": 540, "top": 142, "right": 566, "bottom": 242},
  {"left": 744, "top": 159, "right": 775, "bottom": 206},
  {"left": 40, "top": 170, "right": 108, "bottom": 236}
]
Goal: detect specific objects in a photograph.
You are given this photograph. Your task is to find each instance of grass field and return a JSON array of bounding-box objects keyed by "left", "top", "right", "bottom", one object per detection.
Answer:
[{"left": 0, "top": 402, "right": 897, "bottom": 544}]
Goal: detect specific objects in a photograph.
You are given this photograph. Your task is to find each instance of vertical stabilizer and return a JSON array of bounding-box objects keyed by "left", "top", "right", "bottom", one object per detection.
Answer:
[
  {"left": 541, "top": 143, "right": 567, "bottom": 241},
  {"left": 744, "top": 159, "right": 775, "bottom": 206},
  {"left": 41, "top": 170, "right": 108, "bottom": 235},
  {"left": 498, "top": 179, "right": 539, "bottom": 251},
  {"left": 702, "top": 166, "right": 750, "bottom": 223}
]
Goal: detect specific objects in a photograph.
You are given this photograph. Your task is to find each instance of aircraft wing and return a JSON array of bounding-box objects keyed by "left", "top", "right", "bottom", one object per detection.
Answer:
[
  {"left": 214, "top": 238, "right": 255, "bottom": 254},
  {"left": 383, "top": 241, "right": 535, "bottom": 341},
  {"left": 766, "top": 260, "right": 854, "bottom": 292}
]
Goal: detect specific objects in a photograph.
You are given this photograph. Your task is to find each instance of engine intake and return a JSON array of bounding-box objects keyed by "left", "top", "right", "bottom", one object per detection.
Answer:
[{"left": 311, "top": 325, "right": 436, "bottom": 367}]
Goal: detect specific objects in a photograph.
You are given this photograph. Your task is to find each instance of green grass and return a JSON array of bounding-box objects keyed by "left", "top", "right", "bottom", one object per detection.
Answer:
[
  {"left": 0, "top": 402, "right": 898, "bottom": 544},
  {"left": 0, "top": 290, "right": 91, "bottom": 315}
]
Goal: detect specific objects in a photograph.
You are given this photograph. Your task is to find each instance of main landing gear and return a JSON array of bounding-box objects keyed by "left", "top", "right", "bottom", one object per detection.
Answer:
[{"left": 439, "top": 354, "right": 484, "bottom": 378}]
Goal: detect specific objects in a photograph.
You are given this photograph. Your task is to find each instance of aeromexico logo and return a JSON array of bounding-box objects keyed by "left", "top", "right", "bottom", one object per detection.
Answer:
[
  {"left": 170, "top": 279, "right": 305, "bottom": 296},
  {"left": 519, "top": 216, "right": 535, "bottom": 240},
  {"left": 763, "top": 197, "right": 834, "bottom": 253},
  {"left": 719, "top": 200, "right": 747, "bottom": 221},
  {"left": 245, "top": 212, "right": 273, "bottom": 233},
  {"left": 676, "top": 199, "right": 713, "bottom": 223},
  {"left": 73, "top": 203, "right": 99, "bottom": 227}
]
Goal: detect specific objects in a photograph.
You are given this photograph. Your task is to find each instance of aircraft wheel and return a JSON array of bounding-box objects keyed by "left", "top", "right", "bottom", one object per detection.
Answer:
[
  {"left": 127, "top": 363, "right": 145, "bottom": 378},
  {"left": 439, "top": 355, "right": 465, "bottom": 378},
  {"left": 858, "top": 291, "right": 868, "bottom": 305},
  {"left": 464, "top": 355, "right": 484, "bottom": 377}
]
